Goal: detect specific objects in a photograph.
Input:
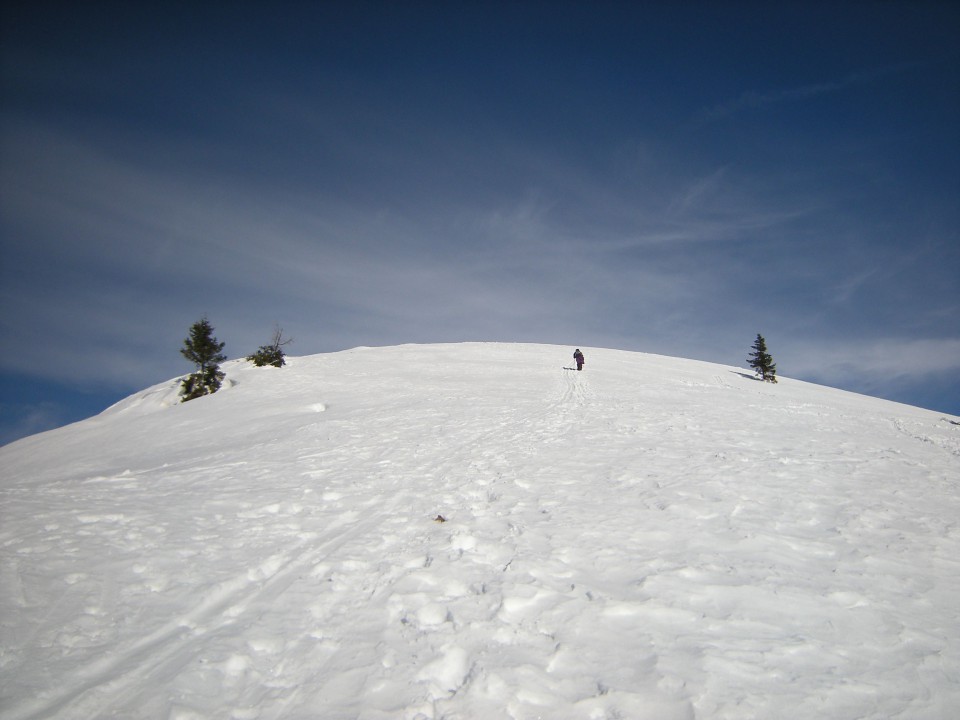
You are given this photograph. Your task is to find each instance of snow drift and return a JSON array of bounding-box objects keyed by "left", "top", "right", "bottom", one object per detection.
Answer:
[{"left": 1, "top": 343, "right": 958, "bottom": 719}]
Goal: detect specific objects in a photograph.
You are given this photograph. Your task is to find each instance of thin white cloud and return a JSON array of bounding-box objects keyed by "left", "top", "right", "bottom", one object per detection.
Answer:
[
  {"left": 666, "top": 166, "right": 730, "bottom": 216},
  {"left": 1, "top": 121, "right": 628, "bottom": 385},
  {"left": 697, "top": 62, "right": 925, "bottom": 123},
  {"left": 0, "top": 402, "right": 66, "bottom": 445},
  {"left": 828, "top": 268, "right": 881, "bottom": 304},
  {"left": 786, "top": 337, "right": 960, "bottom": 387}
]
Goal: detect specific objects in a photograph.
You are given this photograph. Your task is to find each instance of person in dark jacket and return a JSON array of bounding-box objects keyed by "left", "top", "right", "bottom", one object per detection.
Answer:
[{"left": 573, "top": 348, "right": 584, "bottom": 371}]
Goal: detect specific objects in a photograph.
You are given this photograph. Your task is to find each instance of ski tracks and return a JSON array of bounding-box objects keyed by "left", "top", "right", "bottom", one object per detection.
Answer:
[
  {"left": 331, "top": 366, "right": 682, "bottom": 718},
  {"left": 3, "top": 498, "right": 395, "bottom": 720},
  {"left": 3, "top": 359, "right": 680, "bottom": 719}
]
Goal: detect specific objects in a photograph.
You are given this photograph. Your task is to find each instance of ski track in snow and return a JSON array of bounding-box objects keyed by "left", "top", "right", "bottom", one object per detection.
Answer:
[{"left": 1, "top": 343, "right": 958, "bottom": 719}]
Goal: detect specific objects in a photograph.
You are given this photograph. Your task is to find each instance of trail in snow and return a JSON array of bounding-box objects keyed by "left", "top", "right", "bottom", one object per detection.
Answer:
[{"left": 1, "top": 343, "right": 958, "bottom": 719}]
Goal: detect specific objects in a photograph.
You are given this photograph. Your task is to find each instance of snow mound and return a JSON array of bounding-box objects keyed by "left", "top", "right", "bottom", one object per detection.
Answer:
[
  {"left": 100, "top": 359, "right": 250, "bottom": 418},
  {"left": 1, "top": 342, "right": 958, "bottom": 719}
]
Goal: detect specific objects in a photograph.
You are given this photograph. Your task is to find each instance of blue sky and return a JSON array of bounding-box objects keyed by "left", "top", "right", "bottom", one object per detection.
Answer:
[{"left": 2, "top": 1, "right": 958, "bottom": 444}]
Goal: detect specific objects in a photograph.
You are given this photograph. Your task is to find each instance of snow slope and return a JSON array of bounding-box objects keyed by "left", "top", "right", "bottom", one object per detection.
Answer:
[{"left": 1, "top": 343, "right": 958, "bottom": 720}]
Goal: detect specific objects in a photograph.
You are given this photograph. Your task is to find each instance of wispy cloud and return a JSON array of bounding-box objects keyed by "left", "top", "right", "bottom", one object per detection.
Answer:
[
  {"left": 697, "top": 62, "right": 925, "bottom": 123},
  {"left": 1, "top": 120, "right": 639, "bottom": 384},
  {"left": 828, "top": 268, "right": 881, "bottom": 304},
  {"left": 0, "top": 402, "right": 68, "bottom": 446},
  {"left": 2, "top": 110, "right": 950, "bottom": 404},
  {"left": 786, "top": 337, "right": 960, "bottom": 389}
]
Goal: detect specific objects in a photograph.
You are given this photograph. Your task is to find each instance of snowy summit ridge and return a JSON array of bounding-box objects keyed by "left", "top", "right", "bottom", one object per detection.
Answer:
[{"left": 1, "top": 342, "right": 958, "bottom": 719}]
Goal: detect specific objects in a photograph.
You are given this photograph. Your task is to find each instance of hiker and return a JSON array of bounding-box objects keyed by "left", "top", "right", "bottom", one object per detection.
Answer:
[{"left": 573, "top": 348, "right": 584, "bottom": 371}]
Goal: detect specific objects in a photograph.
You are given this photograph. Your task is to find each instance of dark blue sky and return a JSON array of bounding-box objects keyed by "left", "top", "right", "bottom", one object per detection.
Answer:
[{"left": 2, "top": 1, "right": 959, "bottom": 444}]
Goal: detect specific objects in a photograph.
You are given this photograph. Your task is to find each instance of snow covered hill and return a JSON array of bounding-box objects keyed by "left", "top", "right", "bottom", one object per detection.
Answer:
[{"left": 1, "top": 343, "right": 958, "bottom": 720}]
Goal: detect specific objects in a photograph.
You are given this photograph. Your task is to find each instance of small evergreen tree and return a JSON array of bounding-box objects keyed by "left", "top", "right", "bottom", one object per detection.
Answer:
[
  {"left": 748, "top": 333, "right": 777, "bottom": 383},
  {"left": 247, "top": 325, "right": 292, "bottom": 368},
  {"left": 180, "top": 317, "right": 227, "bottom": 401}
]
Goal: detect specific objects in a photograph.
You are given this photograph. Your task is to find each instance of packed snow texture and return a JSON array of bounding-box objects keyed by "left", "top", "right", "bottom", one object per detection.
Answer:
[{"left": 1, "top": 343, "right": 958, "bottom": 720}]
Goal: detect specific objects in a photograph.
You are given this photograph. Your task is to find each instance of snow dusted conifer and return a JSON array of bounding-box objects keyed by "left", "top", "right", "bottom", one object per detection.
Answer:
[
  {"left": 748, "top": 333, "right": 777, "bottom": 383},
  {"left": 180, "top": 317, "right": 227, "bottom": 401}
]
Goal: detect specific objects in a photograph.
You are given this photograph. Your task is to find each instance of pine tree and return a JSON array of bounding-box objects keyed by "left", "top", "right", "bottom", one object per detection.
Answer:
[
  {"left": 247, "top": 325, "right": 292, "bottom": 368},
  {"left": 180, "top": 317, "right": 227, "bottom": 401},
  {"left": 747, "top": 333, "right": 777, "bottom": 383}
]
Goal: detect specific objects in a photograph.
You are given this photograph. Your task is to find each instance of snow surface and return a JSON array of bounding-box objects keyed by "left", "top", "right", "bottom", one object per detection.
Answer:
[{"left": 1, "top": 342, "right": 958, "bottom": 720}]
